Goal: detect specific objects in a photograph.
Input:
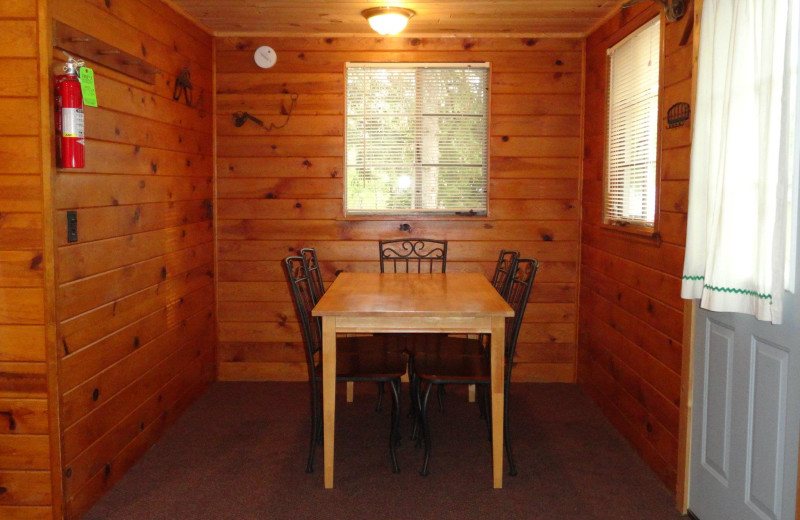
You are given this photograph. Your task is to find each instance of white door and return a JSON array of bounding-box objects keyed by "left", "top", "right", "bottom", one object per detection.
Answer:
[{"left": 689, "top": 218, "right": 800, "bottom": 519}]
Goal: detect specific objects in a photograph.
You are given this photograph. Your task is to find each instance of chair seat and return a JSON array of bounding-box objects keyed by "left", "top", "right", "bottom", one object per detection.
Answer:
[
  {"left": 413, "top": 350, "right": 503, "bottom": 385},
  {"left": 407, "top": 334, "right": 486, "bottom": 358},
  {"left": 314, "top": 336, "right": 408, "bottom": 381}
]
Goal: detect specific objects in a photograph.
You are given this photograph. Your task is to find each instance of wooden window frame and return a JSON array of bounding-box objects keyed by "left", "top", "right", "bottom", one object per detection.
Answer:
[
  {"left": 601, "top": 15, "right": 665, "bottom": 238},
  {"left": 343, "top": 62, "right": 491, "bottom": 218}
]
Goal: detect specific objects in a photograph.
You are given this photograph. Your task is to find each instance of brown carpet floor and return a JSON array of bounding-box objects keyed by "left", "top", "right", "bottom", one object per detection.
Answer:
[{"left": 84, "top": 382, "right": 686, "bottom": 520}]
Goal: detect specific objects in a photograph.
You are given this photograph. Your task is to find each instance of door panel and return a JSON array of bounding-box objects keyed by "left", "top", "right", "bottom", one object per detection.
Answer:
[
  {"left": 746, "top": 338, "right": 789, "bottom": 520},
  {"left": 702, "top": 321, "right": 734, "bottom": 484}
]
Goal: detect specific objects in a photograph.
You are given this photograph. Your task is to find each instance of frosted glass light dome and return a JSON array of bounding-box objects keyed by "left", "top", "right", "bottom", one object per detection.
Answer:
[{"left": 362, "top": 7, "right": 415, "bottom": 35}]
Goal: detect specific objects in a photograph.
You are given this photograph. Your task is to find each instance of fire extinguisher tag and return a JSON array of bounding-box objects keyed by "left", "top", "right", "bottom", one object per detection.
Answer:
[
  {"left": 62, "top": 108, "right": 84, "bottom": 138},
  {"left": 79, "top": 67, "right": 98, "bottom": 107}
]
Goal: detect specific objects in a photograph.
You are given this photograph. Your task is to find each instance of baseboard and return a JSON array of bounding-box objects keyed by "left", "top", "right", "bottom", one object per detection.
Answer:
[{"left": 686, "top": 509, "right": 701, "bottom": 520}]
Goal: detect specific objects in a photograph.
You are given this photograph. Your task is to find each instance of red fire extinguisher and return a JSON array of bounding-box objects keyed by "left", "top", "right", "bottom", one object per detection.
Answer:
[{"left": 54, "top": 54, "right": 85, "bottom": 169}]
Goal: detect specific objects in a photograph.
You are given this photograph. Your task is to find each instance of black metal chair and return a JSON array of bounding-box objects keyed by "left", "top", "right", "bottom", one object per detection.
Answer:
[
  {"left": 375, "top": 239, "right": 448, "bottom": 412},
  {"left": 405, "top": 249, "right": 519, "bottom": 417},
  {"left": 379, "top": 239, "right": 447, "bottom": 274},
  {"left": 284, "top": 255, "right": 408, "bottom": 474},
  {"left": 412, "top": 257, "right": 539, "bottom": 477}
]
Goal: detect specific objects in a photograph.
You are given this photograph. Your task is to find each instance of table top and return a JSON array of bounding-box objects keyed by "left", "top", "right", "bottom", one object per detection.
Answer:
[{"left": 312, "top": 272, "right": 514, "bottom": 318}]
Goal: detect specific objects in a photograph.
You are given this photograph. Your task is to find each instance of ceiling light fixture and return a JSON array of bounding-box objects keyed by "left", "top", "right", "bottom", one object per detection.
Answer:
[{"left": 362, "top": 6, "right": 416, "bottom": 35}]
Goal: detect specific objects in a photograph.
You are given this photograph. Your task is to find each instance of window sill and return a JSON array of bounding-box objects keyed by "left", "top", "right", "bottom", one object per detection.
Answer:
[
  {"left": 600, "top": 222, "right": 662, "bottom": 246},
  {"left": 340, "top": 211, "right": 489, "bottom": 221}
]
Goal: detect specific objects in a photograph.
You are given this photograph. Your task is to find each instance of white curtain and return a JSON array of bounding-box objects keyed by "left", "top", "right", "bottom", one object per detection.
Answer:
[{"left": 682, "top": 0, "right": 799, "bottom": 324}]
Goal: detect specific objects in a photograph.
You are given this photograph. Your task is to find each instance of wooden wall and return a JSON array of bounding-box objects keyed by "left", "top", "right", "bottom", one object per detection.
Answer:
[
  {"left": 579, "top": 3, "right": 693, "bottom": 493},
  {"left": 49, "top": 1, "right": 215, "bottom": 518},
  {"left": 215, "top": 37, "right": 582, "bottom": 383},
  {"left": 0, "top": 1, "right": 55, "bottom": 519}
]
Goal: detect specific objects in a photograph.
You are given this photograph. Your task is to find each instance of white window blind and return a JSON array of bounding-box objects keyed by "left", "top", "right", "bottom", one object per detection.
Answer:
[
  {"left": 605, "top": 17, "right": 661, "bottom": 227},
  {"left": 345, "top": 63, "right": 489, "bottom": 215}
]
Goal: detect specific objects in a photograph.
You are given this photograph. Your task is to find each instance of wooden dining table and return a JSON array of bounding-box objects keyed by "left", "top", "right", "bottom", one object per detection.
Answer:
[{"left": 312, "top": 272, "right": 514, "bottom": 488}]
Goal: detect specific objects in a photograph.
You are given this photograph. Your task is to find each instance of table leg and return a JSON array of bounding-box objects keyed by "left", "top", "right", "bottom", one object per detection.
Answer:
[
  {"left": 322, "top": 317, "right": 336, "bottom": 488},
  {"left": 490, "top": 316, "right": 505, "bottom": 489}
]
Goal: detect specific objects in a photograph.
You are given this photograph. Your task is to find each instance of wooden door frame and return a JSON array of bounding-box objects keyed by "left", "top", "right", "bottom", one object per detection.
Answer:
[
  {"left": 38, "top": 0, "right": 64, "bottom": 518},
  {"left": 674, "top": 0, "right": 702, "bottom": 507}
]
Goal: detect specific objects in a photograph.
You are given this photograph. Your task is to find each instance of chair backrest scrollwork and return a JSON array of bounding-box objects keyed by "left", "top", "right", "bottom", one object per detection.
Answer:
[{"left": 379, "top": 239, "right": 448, "bottom": 274}]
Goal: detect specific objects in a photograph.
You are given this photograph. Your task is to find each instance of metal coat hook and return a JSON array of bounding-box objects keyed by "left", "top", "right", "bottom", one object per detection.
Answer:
[
  {"left": 622, "top": 0, "right": 686, "bottom": 22},
  {"left": 173, "top": 67, "right": 193, "bottom": 106}
]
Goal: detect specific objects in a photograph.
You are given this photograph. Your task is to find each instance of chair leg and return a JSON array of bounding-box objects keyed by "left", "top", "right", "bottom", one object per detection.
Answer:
[
  {"left": 411, "top": 373, "right": 423, "bottom": 445},
  {"left": 388, "top": 379, "right": 402, "bottom": 473},
  {"left": 504, "top": 388, "right": 517, "bottom": 476},
  {"left": 375, "top": 381, "right": 384, "bottom": 412},
  {"left": 477, "top": 384, "right": 487, "bottom": 419},
  {"left": 419, "top": 381, "right": 434, "bottom": 476},
  {"left": 436, "top": 383, "right": 446, "bottom": 412},
  {"left": 409, "top": 374, "right": 418, "bottom": 441},
  {"left": 407, "top": 356, "right": 417, "bottom": 419},
  {"left": 485, "top": 386, "right": 493, "bottom": 442},
  {"left": 306, "top": 390, "right": 320, "bottom": 473}
]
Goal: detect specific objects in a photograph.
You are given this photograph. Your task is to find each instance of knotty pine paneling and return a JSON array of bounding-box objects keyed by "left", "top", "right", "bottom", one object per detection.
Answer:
[
  {"left": 216, "top": 36, "right": 582, "bottom": 383},
  {"left": 49, "top": 1, "right": 214, "bottom": 518},
  {"left": 0, "top": 2, "right": 53, "bottom": 519},
  {"left": 578, "top": 3, "right": 693, "bottom": 494}
]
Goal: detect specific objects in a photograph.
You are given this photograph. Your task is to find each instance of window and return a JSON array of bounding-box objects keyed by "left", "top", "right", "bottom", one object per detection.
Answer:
[
  {"left": 345, "top": 63, "right": 489, "bottom": 215},
  {"left": 604, "top": 17, "right": 661, "bottom": 229}
]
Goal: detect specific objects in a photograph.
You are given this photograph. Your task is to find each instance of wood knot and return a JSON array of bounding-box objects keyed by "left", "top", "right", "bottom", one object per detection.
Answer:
[{"left": 29, "top": 253, "right": 43, "bottom": 270}]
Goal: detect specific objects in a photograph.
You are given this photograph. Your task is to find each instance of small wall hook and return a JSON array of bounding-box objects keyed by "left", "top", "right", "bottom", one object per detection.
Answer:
[
  {"left": 173, "top": 67, "right": 193, "bottom": 106},
  {"left": 622, "top": 0, "right": 686, "bottom": 22}
]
